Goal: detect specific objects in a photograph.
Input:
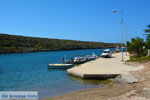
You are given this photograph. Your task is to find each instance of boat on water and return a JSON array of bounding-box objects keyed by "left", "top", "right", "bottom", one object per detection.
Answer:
[
  {"left": 73, "top": 57, "right": 87, "bottom": 64},
  {"left": 63, "top": 53, "right": 98, "bottom": 64},
  {"left": 63, "top": 58, "right": 74, "bottom": 64},
  {"left": 85, "top": 53, "right": 98, "bottom": 61},
  {"left": 114, "top": 46, "right": 121, "bottom": 53},
  {"left": 48, "top": 64, "right": 74, "bottom": 69}
]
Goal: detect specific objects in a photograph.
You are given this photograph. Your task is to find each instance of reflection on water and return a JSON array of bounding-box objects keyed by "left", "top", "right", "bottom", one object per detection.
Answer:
[{"left": 69, "top": 75, "right": 114, "bottom": 85}]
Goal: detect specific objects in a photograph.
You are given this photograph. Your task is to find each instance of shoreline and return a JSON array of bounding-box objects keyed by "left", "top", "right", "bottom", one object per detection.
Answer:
[
  {"left": 44, "top": 53, "right": 150, "bottom": 100},
  {"left": 67, "top": 52, "right": 143, "bottom": 81},
  {"left": 0, "top": 47, "right": 115, "bottom": 55}
]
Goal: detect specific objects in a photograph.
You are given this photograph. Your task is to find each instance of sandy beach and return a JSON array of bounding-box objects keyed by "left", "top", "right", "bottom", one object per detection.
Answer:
[
  {"left": 67, "top": 53, "right": 143, "bottom": 79},
  {"left": 45, "top": 53, "right": 150, "bottom": 100}
]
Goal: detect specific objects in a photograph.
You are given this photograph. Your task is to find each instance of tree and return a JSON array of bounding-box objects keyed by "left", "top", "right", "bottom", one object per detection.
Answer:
[
  {"left": 144, "top": 24, "right": 150, "bottom": 33},
  {"left": 144, "top": 25, "right": 150, "bottom": 56},
  {"left": 0, "top": 33, "right": 119, "bottom": 54},
  {"left": 126, "top": 37, "right": 146, "bottom": 57},
  {"left": 145, "top": 35, "right": 150, "bottom": 49}
]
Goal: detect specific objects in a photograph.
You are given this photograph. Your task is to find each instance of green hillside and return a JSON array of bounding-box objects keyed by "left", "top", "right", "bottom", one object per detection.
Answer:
[{"left": 0, "top": 33, "right": 119, "bottom": 54}]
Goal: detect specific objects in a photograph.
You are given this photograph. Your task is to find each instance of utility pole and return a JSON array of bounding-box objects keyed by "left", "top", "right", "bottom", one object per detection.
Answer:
[{"left": 112, "top": 10, "right": 124, "bottom": 61}]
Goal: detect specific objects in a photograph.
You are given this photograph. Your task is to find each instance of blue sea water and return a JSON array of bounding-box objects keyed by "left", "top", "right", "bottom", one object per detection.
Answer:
[{"left": 0, "top": 49, "right": 114, "bottom": 99}]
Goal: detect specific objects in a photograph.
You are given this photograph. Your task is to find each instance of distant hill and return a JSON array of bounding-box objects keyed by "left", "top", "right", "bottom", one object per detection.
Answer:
[{"left": 0, "top": 33, "right": 120, "bottom": 54}]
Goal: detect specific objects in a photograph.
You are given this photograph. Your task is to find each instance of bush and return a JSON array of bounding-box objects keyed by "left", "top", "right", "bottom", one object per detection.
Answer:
[
  {"left": 126, "top": 37, "right": 146, "bottom": 57},
  {"left": 130, "top": 55, "right": 150, "bottom": 61}
]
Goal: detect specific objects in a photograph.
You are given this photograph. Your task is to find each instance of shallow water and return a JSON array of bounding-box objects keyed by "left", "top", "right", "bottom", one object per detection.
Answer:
[{"left": 0, "top": 49, "right": 114, "bottom": 98}]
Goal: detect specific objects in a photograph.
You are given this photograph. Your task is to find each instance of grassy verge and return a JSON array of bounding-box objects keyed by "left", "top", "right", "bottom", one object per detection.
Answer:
[{"left": 129, "top": 55, "right": 150, "bottom": 61}]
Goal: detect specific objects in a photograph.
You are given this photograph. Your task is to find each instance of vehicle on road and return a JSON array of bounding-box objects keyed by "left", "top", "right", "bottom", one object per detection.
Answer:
[{"left": 101, "top": 49, "right": 112, "bottom": 58}]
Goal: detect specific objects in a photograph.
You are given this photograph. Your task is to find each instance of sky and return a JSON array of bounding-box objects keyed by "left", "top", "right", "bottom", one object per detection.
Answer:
[{"left": 0, "top": 0, "right": 150, "bottom": 43}]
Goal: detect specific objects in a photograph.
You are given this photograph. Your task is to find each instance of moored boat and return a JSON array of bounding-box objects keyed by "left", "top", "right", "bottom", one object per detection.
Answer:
[
  {"left": 48, "top": 64, "right": 74, "bottom": 69},
  {"left": 63, "top": 58, "right": 74, "bottom": 64},
  {"left": 73, "top": 57, "right": 87, "bottom": 64},
  {"left": 85, "top": 53, "right": 98, "bottom": 61},
  {"left": 63, "top": 53, "right": 98, "bottom": 65}
]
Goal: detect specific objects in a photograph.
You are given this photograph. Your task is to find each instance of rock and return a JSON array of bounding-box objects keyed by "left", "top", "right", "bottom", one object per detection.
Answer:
[
  {"left": 121, "top": 75, "right": 138, "bottom": 83},
  {"left": 114, "top": 74, "right": 139, "bottom": 84}
]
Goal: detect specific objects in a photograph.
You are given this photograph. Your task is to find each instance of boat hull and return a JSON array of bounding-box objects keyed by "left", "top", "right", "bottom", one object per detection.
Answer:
[{"left": 48, "top": 64, "right": 74, "bottom": 69}]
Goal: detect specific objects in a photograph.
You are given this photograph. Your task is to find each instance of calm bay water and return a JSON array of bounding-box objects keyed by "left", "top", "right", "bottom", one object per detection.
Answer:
[{"left": 0, "top": 49, "right": 114, "bottom": 99}]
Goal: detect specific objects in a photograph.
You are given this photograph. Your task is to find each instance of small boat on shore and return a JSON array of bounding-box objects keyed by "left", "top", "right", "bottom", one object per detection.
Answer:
[{"left": 48, "top": 64, "right": 74, "bottom": 69}]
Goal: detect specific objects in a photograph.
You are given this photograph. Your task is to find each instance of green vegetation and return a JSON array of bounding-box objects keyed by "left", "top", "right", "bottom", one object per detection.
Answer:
[
  {"left": 130, "top": 56, "right": 150, "bottom": 62},
  {"left": 144, "top": 25, "right": 150, "bottom": 50},
  {"left": 127, "top": 24, "right": 150, "bottom": 61},
  {"left": 0, "top": 33, "right": 119, "bottom": 54},
  {"left": 144, "top": 24, "right": 150, "bottom": 33},
  {"left": 126, "top": 37, "right": 146, "bottom": 57}
]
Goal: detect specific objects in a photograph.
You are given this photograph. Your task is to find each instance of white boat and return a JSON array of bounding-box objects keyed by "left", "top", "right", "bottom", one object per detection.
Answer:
[
  {"left": 115, "top": 46, "right": 121, "bottom": 53},
  {"left": 48, "top": 64, "right": 74, "bottom": 69},
  {"left": 85, "top": 53, "right": 98, "bottom": 61},
  {"left": 73, "top": 57, "right": 86, "bottom": 64}
]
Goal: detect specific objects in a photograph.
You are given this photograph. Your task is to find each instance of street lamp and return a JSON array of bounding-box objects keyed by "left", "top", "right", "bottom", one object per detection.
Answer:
[{"left": 112, "top": 10, "right": 124, "bottom": 61}]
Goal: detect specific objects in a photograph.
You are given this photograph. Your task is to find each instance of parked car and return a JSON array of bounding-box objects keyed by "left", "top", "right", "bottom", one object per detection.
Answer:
[{"left": 101, "top": 49, "right": 112, "bottom": 58}]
